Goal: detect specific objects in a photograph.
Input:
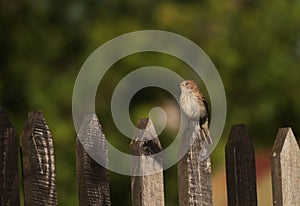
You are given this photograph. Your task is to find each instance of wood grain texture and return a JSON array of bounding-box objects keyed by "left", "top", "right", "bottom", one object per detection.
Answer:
[
  {"left": 225, "top": 124, "right": 257, "bottom": 206},
  {"left": 0, "top": 107, "right": 20, "bottom": 205},
  {"left": 177, "top": 121, "right": 212, "bottom": 206},
  {"left": 130, "top": 118, "right": 164, "bottom": 206},
  {"left": 76, "top": 114, "right": 111, "bottom": 206},
  {"left": 271, "top": 127, "right": 300, "bottom": 206},
  {"left": 20, "top": 111, "right": 57, "bottom": 206}
]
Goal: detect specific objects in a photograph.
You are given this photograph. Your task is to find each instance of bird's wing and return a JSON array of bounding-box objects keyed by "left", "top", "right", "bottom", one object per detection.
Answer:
[
  {"left": 202, "top": 95, "right": 210, "bottom": 125},
  {"left": 197, "top": 91, "right": 210, "bottom": 125}
]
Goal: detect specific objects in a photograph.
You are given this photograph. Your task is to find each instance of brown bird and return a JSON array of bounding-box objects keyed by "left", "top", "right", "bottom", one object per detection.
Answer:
[{"left": 179, "top": 80, "right": 212, "bottom": 145}]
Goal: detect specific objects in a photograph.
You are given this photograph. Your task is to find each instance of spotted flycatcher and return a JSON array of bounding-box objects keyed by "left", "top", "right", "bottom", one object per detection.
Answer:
[{"left": 180, "top": 80, "right": 212, "bottom": 145}]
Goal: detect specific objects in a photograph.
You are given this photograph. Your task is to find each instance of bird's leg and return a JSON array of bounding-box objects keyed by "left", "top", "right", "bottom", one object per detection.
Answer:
[
  {"left": 201, "top": 129, "right": 207, "bottom": 143},
  {"left": 201, "top": 120, "right": 213, "bottom": 145}
]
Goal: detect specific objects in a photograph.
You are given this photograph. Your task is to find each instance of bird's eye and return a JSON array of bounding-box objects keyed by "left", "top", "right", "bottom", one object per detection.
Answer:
[{"left": 185, "top": 82, "right": 189, "bottom": 86}]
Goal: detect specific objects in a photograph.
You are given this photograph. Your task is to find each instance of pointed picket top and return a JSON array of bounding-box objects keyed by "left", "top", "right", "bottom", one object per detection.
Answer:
[
  {"left": 131, "top": 118, "right": 162, "bottom": 156},
  {"left": 77, "top": 113, "right": 108, "bottom": 165},
  {"left": 130, "top": 118, "right": 163, "bottom": 167},
  {"left": 272, "top": 127, "right": 299, "bottom": 156},
  {"left": 132, "top": 118, "right": 158, "bottom": 142},
  {"left": 76, "top": 113, "right": 111, "bottom": 206},
  {"left": 130, "top": 118, "right": 164, "bottom": 206},
  {"left": 271, "top": 127, "right": 300, "bottom": 206},
  {"left": 226, "top": 124, "right": 252, "bottom": 147},
  {"left": 21, "top": 111, "right": 57, "bottom": 206},
  {"left": 225, "top": 124, "right": 257, "bottom": 206}
]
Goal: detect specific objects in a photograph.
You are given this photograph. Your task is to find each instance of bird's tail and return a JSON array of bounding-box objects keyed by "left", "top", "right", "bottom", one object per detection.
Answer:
[
  {"left": 201, "top": 128, "right": 212, "bottom": 145},
  {"left": 197, "top": 126, "right": 212, "bottom": 161},
  {"left": 195, "top": 121, "right": 213, "bottom": 145}
]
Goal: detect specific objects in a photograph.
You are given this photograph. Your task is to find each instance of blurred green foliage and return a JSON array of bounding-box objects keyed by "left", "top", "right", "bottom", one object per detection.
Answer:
[{"left": 1, "top": 0, "right": 300, "bottom": 205}]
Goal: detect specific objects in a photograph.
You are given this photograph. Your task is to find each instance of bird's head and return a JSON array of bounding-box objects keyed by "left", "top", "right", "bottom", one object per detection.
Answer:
[{"left": 180, "top": 80, "right": 198, "bottom": 93}]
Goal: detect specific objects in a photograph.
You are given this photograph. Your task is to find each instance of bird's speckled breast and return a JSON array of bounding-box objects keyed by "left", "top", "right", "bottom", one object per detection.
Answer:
[{"left": 180, "top": 91, "right": 201, "bottom": 120}]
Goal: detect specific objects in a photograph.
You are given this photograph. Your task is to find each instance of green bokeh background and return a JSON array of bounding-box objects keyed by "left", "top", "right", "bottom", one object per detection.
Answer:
[{"left": 1, "top": 0, "right": 299, "bottom": 205}]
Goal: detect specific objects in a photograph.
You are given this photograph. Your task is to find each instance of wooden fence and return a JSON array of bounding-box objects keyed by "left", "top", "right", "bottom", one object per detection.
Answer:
[{"left": 0, "top": 107, "right": 299, "bottom": 206}]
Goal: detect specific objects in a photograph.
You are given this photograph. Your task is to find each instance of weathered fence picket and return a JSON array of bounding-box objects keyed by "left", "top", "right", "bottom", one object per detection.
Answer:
[
  {"left": 130, "top": 118, "right": 165, "bottom": 206},
  {"left": 177, "top": 123, "right": 213, "bottom": 206},
  {"left": 0, "top": 107, "right": 299, "bottom": 206},
  {"left": 225, "top": 124, "right": 258, "bottom": 206},
  {"left": 76, "top": 114, "right": 111, "bottom": 206},
  {"left": 20, "top": 111, "right": 57, "bottom": 206},
  {"left": 271, "top": 127, "right": 300, "bottom": 206},
  {"left": 0, "top": 107, "right": 20, "bottom": 205}
]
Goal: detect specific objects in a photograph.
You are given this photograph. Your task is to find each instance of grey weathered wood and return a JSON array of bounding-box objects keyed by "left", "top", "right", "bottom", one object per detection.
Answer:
[
  {"left": 0, "top": 107, "right": 20, "bottom": 205},
  {"left": 271, "top": 127, "right": 300, "bottom": 206},
  {"left": 130, "top": 118, "right": 164, "bottom": 206},
  {"left": 225, "top": 124, "right": 257, "bottom": 206},
  {"left": 177, "top": 121, "right": 213, "bottom": 206},
  {"left": 76, "top": 114, "right": 111, "bottom": 206},
  {"left": 20, "top": 111, "right": 57, "bottom": 206}
]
